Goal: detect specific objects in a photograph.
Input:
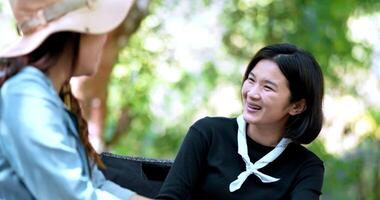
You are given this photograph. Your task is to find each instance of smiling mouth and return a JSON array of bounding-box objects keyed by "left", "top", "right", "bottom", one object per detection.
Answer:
[{"left": 247, "top": 103, "right": 262, "bottom": 111}]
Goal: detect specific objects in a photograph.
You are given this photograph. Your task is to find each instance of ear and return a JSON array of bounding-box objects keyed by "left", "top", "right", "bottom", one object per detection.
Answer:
[{"left": 289, "top": 99, "right": 306, "bottom": 116}]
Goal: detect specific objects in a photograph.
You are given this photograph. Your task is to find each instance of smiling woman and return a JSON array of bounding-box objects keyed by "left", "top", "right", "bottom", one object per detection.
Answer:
[
  {"left": 242, "top": 59, "right": 296, "bottom": 146},
  {"left": 156, "top": 43, "right": 325, "bottom": 200}
]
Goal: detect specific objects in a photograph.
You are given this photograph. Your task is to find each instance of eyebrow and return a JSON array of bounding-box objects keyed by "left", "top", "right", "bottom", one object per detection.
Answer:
[{"left": 249, "top": 72, "right": 279, "bottom": 89}]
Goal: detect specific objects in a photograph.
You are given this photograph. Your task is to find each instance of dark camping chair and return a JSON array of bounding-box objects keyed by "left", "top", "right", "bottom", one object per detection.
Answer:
[{"left": 100, "top": 152, "right": 173, "bottom": 198}]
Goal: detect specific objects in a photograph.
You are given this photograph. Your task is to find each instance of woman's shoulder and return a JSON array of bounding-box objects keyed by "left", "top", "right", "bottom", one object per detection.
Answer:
[
  {"left": 192, "top": 116, "right": 237, "bottom": 130},
  {"left": 288, "top": 142, "right": 324, "bottom": 165},
  {"left": 2, "top": 66, "right": 55, "bottom": 98},
  {"left": 187, "top": 116, "right": 238, "bottom": 147},
  {"left": 1, "top": 66, "right": 63, "bottom": 115}
]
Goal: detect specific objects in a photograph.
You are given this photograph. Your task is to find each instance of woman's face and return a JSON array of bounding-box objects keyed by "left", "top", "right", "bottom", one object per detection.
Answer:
[
  {"left": 241, "top": 59, "right": 295, "bottom": 128},
  {"left": 74, "top": 33, "right": 108, "bottom": 76}
]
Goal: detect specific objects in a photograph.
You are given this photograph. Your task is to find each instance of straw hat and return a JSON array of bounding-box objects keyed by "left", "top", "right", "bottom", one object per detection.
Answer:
[{"left": 0, "top": 0, "right": 134, "bottom": 58}]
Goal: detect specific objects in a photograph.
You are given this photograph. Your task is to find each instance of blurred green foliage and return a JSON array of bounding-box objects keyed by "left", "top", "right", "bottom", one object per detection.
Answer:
[
  {"left": 105, "top": 0, "right": 380, "bottom": 199},
  {"left": 0, "top": 0, "right": 379, "bottom": 199},
  {"left": 221, "top": 0, "right": 379, "bottom": 88}
]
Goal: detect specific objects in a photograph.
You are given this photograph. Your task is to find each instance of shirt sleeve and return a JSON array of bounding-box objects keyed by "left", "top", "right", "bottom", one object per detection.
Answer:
[
  {"left": 156, "top": 124, "right": 210, "bottom": 200},
  {"left": 1, "top": 88, "right": 129, "bottom": 199},
  {"left": 290, "top": 159, "right": 324, "bottom": 200},
  {"left": 92, "top": 163, "right": 135, "bottom": 199}
]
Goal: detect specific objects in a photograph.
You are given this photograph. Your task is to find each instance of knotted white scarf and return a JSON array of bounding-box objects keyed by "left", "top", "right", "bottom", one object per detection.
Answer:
[{"left": 229, "top": 115, "right": 292, "bottom": 192}]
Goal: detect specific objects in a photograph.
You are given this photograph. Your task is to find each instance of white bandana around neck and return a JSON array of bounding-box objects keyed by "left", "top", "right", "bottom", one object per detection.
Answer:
[{"left": 229, "top": 115, "right": 292, "bottom": 192}]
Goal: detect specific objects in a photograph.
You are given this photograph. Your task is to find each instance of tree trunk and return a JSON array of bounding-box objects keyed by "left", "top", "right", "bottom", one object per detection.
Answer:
[{"left": 71, "top": 0, "right": 151, "bottom": 152}]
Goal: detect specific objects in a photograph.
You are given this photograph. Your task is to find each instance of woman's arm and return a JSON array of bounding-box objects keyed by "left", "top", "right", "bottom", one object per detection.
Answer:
[
  {"left": 156, "top": 125, "right": 210, "bottom": 200},
  {"left": 92, "top": 164, "right": 137, "bottom": 199},
  {"left": 290, "top": 160, "right": 324, "bottom": 200}
]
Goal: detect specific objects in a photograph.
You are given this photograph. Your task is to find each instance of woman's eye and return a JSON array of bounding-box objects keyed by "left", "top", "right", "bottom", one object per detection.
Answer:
[
  {"left": 264, "top": 86, "right": 273, "bottom": 91},
  {"left": 248, "top": 77, "right": 255, "bottom": 82}
]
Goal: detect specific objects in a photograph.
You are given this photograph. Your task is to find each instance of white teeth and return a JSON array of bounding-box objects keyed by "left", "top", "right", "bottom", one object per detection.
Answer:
[
  {"left": 248, "top": 104, "right": 261, "bottom": 110},
  {"left": 253, "top": 105, "right": 261, "bottom": 110}
]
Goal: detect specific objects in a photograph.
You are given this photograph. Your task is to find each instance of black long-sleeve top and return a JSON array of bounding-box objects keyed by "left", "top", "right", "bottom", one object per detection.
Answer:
[{"left": 156, "top": 117, "right": 324, "bottom": 200}]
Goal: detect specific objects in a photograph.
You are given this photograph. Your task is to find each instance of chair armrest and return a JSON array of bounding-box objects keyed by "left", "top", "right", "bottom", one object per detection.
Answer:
[{"left": 100, "top": 152, "right": 173, "bottom": 198}]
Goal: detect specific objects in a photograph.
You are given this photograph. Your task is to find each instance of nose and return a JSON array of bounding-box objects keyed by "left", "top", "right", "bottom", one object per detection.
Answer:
[{"left": 246, "top": 85, "right": 261, "bottom": 100}]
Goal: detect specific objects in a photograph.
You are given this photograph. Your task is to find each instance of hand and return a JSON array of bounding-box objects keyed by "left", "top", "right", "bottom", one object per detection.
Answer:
[{"left": 130, "top": 194, "right": 152, "bottom": 200}]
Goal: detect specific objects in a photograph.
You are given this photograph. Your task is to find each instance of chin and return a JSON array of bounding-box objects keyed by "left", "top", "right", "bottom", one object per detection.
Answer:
[
  {"left": 244, "top": 109, "right": 264, "bottom": 124},
  {"left": 242, "top": 111, "right": 254, "bottom": 123},
  {"left": 73, "top": 68, "right": 98, "bottom": 77},
  {"left": 72, "top": 72, "right": 93, "bottom": 78},
  {"left": 86, "top": 70, "right": 97, "bottom": 76}
]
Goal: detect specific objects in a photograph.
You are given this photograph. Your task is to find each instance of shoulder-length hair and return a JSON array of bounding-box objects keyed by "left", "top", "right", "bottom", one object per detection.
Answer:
[{"left": 243, "top": 43, "right": 324, "bottom": 144}]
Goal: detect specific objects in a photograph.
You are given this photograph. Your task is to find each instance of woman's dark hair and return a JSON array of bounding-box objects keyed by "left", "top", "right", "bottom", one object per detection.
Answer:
[
  {"left": 0, "top": 32, "right": 78, "bottom": 85},
  {"left": 243, "top": 43, "right": 324, "bottom": 144},
  {"left": 0, "top": 32, "right": 105, "bottom": 168}
]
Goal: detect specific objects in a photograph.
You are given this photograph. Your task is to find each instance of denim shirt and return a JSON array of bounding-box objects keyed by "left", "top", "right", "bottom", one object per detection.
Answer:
[{"left": 0, "top": 67, "right": 134, "bottom": 200}]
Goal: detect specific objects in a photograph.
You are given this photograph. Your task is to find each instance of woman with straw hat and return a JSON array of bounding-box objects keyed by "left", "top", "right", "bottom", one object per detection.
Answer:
[{"left": 0, "top": 0, "right": 150, "bottom": 199}]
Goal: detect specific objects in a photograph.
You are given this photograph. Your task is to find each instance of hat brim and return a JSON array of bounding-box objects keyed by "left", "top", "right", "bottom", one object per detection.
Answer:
[{"left": 0, "top": 0, "right": 134, "bottom": 58}]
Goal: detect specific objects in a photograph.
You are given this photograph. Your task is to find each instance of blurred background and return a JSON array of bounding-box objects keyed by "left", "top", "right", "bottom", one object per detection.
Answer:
[{"left": 1, "top": 0, "right": 380, "bottom": 199}]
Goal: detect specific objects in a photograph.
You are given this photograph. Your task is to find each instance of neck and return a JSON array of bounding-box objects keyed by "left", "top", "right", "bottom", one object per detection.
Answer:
[
  {"left": 246, "top": 123, "right": 284, "bottom": 147},
  {"left": 48, "top": 67, "right": 69, "bottom": 92},
  {"left": 46, "top": 52, "right": 72, "bottom": 93}
]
